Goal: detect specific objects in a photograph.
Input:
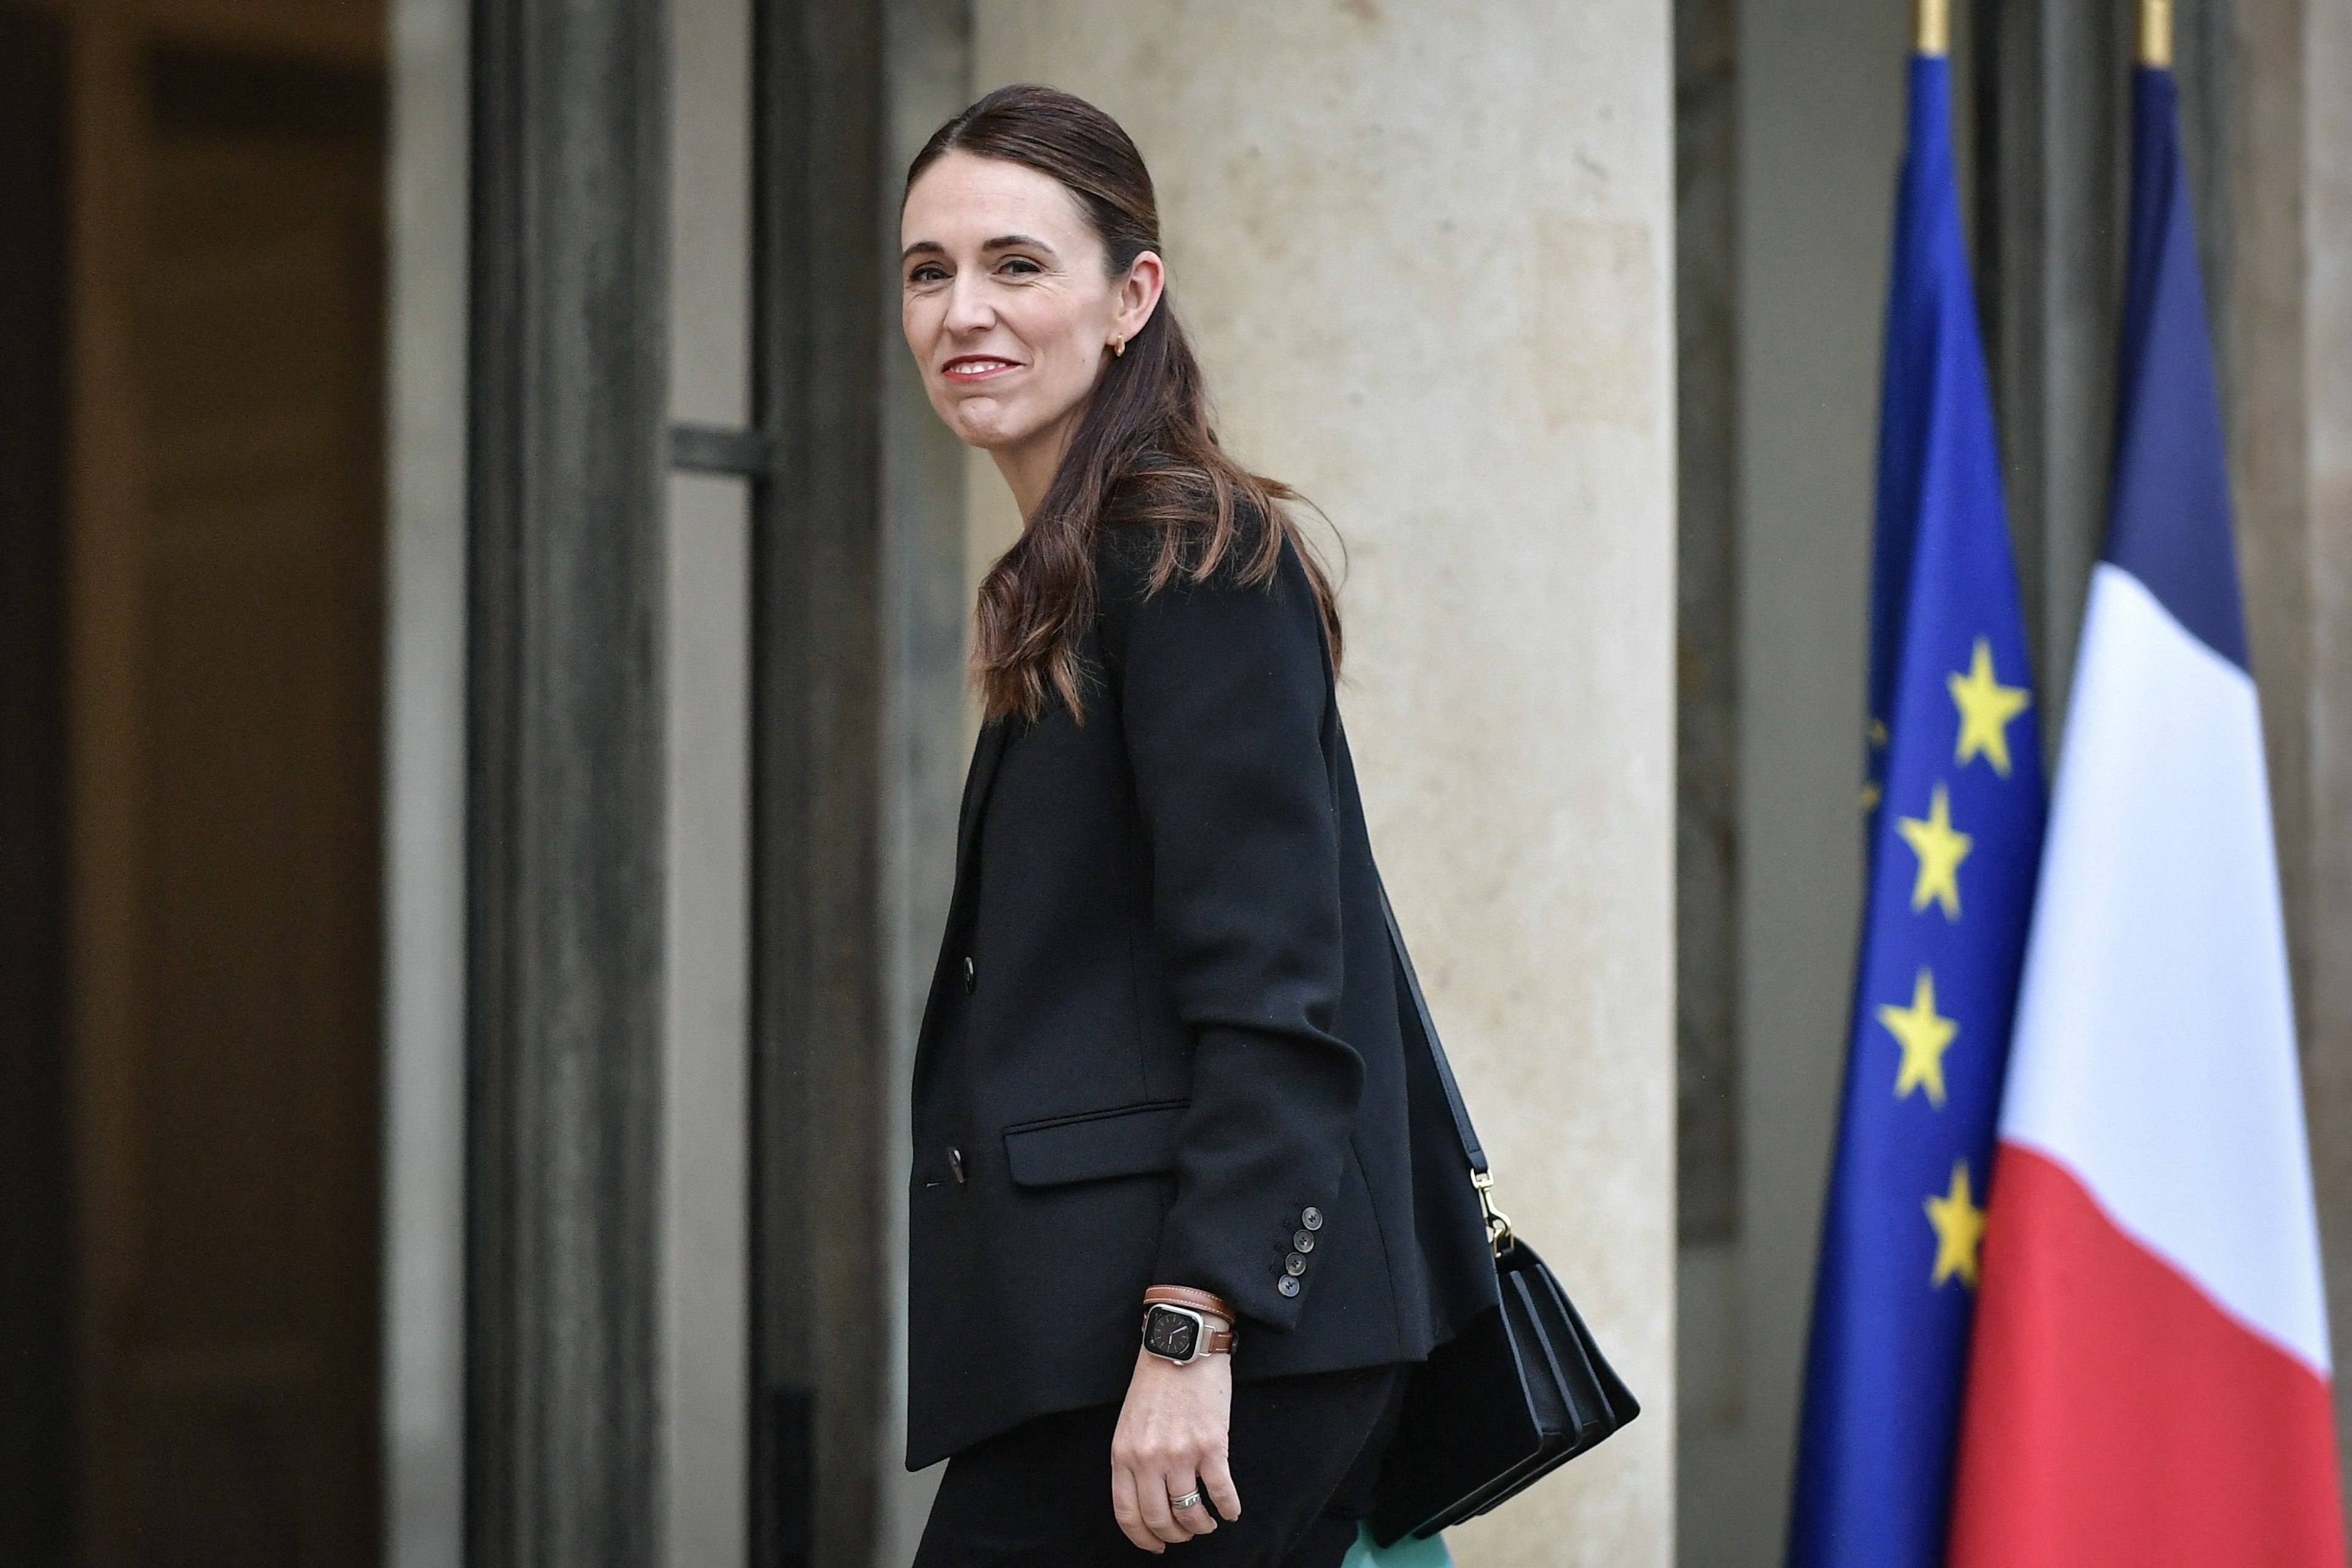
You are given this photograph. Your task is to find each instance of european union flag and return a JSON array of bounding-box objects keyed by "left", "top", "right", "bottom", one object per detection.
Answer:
[{"left": 1786, "top": 46, "right": 2048, "bottom": 1568}]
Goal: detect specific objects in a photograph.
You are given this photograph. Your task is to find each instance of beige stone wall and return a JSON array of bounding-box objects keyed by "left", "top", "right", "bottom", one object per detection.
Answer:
[{"left": 965, "top": 5, "right": 1679, "bottom": 1561}]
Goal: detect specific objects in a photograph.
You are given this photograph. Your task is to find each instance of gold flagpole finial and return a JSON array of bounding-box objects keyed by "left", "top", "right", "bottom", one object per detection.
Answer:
[
  {"left": 2139, "top": 0, "right": 2173, "bottom": 67},
  {"left": 1915, "top": 0, "right": 1951, "bottom": 57}
]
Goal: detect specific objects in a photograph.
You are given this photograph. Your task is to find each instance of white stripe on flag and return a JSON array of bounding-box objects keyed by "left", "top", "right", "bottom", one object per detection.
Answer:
[{"left": 1998, "top": 563, "right": 2331, "bottom": 1375}]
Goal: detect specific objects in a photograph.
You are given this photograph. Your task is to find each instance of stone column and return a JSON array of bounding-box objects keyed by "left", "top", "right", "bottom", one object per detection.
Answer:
[
  {"left": 2231, "top": 0, "right": 2352, "bottom": 1526},
  {"left": 967, "top": 7, "right": 1679, "bottom": 1561},
  {"left": 1699, "top": 0, "right": 1910, "bottom": 1561},
  {"left": 465, "top": 0, "right": 670, "bottom": 1558}
]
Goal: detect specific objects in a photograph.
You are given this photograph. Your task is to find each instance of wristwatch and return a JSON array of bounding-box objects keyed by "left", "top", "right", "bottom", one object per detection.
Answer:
[{"left": 1139, "top": 1286, "right": 1238, "bottom": 1365}]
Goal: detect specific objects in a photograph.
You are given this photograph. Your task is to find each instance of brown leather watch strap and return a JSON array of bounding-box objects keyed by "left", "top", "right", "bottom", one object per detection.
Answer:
[
  {"left": 1144, "top": 1284, "right": 1236, "bottom": 1321},
  {"left": 1143, "top": 1286, "right": 1238, "bottom": 1353}
]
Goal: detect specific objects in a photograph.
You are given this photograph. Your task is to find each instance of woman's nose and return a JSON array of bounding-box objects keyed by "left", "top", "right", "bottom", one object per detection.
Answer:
[{"left": 942, "top": 277, "right": 994, "bottom": 334}]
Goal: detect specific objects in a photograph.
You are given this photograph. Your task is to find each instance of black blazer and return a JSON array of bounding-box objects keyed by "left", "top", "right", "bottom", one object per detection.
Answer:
[{"left": 905, "top": 519, "right": 1499, "bottom": 1470}]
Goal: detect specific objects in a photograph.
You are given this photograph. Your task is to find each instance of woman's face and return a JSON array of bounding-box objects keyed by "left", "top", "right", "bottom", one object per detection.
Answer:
[{"left": 900, "top": 150, "right": 1161, "bottom": 466}]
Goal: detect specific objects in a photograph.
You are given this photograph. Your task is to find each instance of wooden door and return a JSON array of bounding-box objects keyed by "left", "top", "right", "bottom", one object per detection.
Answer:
[{"left": 63, "top": 26, "right": 389, "bottom": 1567}]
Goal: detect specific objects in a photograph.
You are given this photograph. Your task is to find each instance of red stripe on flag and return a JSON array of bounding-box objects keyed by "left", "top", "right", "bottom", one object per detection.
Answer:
[{"left": 1949, "top": 1143, "right": 2345, "bottom": 1567}]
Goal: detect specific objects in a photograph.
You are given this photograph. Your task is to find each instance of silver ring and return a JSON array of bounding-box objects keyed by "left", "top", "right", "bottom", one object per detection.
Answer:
[{"left": 1169, "top": 1488, "right": 1206, "bottom": 1512}]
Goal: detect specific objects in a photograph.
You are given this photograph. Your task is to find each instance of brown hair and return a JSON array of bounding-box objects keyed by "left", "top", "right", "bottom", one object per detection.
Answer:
[{"left": 906, "top": 83, "right": 1343, "bottom": 724}]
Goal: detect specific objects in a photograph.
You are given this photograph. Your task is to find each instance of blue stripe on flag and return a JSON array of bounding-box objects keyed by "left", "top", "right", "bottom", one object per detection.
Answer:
[{"left": 2102, "top": 68, "right": 2249, "bottom": 670}]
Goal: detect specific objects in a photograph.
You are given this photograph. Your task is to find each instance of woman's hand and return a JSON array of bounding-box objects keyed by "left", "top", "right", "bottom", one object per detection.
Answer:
[{"left": 1110, "top": 1342, "right": 1242, "bottom": 1551}]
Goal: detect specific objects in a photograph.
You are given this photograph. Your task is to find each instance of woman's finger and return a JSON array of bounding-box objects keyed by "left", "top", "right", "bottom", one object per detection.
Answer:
[
  {"left": 1170, "top": 1468, "right": 1218, "bottom": 1535},
  {"left": 1111, "top": 1462, "right": 1162, "bottom": 1554},
  {"left": 1137, "top": 1464, "right": 1190, "bottom": 1546},
  {"left": 1201, "top": 1445, "right": 1242, "bottom": 1524}
]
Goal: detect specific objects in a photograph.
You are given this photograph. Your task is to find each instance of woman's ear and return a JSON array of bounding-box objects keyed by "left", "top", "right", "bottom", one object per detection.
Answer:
[{"left": 1112, "top": 249, "right": 1166, "bottom": 350}]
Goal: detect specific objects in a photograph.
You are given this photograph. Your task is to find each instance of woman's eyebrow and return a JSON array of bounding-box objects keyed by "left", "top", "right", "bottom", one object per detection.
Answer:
[
  {"left": 980, "top": 233, "right": 1055, "bottom": 255},
  {"left": 899, "top": 234, "right": 1056, "bottom": 264}
]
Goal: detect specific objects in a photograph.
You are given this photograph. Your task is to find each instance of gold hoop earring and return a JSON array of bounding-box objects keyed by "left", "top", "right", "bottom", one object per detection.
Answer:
[{"left": 1112, "top": 338, "right": 1126, "bottom": 358}]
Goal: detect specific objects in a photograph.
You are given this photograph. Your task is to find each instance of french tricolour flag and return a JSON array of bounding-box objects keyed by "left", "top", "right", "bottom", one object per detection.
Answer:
[{"left": 1944, "top": 62, "right": 2348, "bottom": 1566}]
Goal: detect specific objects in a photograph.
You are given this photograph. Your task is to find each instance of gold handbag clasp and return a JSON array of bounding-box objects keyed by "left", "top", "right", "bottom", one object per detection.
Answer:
[{"left": 1472, "top": 1169, "right": 1514, "bottom": 1256}]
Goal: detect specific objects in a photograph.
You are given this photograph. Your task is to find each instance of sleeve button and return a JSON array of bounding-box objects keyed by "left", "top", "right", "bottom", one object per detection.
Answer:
[
  {"left": 1301, "top": 1207, "right": 1323, "bottom": 1231},
  {"left": 1285, "top": 1253, "right": 1308, "bottom": 1276},
  {"left": 1277, "top": 1276, "right": 1301, "bottom": 1298},
  {"left": 962, "top": 955, "right": 976, "bottom": 992},
  {"left": 948, "top": 1146, "right": 965, "bottom": 1183},
  {"left": 1293, "top": 1230, "right": 1315, "bottom": 1253}
]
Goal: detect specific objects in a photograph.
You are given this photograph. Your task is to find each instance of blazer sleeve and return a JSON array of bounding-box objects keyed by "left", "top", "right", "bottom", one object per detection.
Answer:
[{"left": 1099, "top": 525, "right": 1366, "bottom": 1333}]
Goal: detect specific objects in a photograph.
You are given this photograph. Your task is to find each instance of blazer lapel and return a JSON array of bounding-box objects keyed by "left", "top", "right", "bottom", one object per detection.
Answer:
[
  {"left": 950, "top": 714, "right": 1012, "bottom": 908},
  {"left": 913, "top": 716, "right": 1012, "bottom": 1086}
]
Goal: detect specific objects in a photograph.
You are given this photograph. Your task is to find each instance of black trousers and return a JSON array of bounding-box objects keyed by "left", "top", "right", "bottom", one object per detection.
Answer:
[{"left": 913, "top": 1363, "right": 1409, "bottom": 1568}]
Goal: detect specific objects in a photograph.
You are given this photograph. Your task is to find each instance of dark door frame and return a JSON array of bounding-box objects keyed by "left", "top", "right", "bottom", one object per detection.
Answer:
[{"left": 465, "top": 0, "right": 896, "bottom": 1560}]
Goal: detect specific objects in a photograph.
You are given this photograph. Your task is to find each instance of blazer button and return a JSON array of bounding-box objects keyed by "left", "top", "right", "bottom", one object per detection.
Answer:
[
  {"left": 1293, "top": 1230, "right": 1315, "bottom": 1253},
  {"left": 1277, "top": 1275, "right": 1301, "bottom": 1298},
  {"left": 1301, "top": 1207, "right": 1323, "bottom": 1231},
  {"left": 948, "top": 1146, "right": 965, "bottom": 1183},
  {"left": 962, "top": 955, "right": 975, "bottom": 992},
  {"left": 1285, "top": 1253, "right": 1308, "bottom": 1276}
]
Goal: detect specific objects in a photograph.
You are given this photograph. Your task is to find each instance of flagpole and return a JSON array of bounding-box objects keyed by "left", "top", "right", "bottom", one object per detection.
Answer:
[
  {"left": 1914, "top": 0, "right": 1949, "bottom": 57},
  {"left": 2138, "top": 0, "right": 2172, "bottom": 67}
]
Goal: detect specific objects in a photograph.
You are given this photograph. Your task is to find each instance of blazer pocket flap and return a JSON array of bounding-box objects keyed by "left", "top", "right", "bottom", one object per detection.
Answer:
[{"left": 1002, "top": 1100, "right": 1189, "bottom": 1188}]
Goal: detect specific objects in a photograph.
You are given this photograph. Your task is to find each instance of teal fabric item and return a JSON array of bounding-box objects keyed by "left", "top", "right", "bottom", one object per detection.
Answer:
[{"left": 1340, "top": 1521, "right": 1453, "bottom": 1567}]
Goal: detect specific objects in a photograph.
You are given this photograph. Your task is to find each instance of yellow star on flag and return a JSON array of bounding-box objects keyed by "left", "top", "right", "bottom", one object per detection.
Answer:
[
  {"left": 1897, "top": 783, "right": 1972, "bottom": 919},
  {"left": 1925, "top": 1161, "right": 1986, "bottom": 1289},
  {"left": 1878, "top": 968, "right": 1958, "bottom": 1108},
  {"left": 1948, "top": 638, "right": 2031, "bottom": 778}
]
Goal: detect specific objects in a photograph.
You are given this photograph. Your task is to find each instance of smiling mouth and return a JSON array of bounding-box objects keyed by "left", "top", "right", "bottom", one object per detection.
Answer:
[{"left": 942, "top": 356, "right": 1019, "bottom": 382}]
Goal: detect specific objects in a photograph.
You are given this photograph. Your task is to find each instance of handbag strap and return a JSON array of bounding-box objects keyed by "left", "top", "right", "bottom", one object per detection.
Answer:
[
  {"left": 1304, "top": 608, "right": 1497, "bottom": 1196},
  {"left": 1374, "top": 874, "right": 1489, "bottom": 1178}
]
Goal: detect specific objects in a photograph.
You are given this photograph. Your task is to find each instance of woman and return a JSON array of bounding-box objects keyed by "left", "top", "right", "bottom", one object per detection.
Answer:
[{"left": 900, "top": 85, "right": 1498, "bottom": 1566}]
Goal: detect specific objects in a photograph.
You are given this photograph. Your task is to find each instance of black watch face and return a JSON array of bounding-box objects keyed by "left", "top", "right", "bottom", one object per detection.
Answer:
[{"left": 1143, "top": 1305, "right": 1199, "bottom": 1361}]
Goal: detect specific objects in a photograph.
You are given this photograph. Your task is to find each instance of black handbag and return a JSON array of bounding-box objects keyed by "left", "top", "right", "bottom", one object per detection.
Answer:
[{"left": 1366, "top": 877, "right": 1641, "bottom": 1545}]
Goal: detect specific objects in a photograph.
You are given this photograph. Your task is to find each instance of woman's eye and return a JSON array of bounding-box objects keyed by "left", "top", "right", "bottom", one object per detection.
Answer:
[
  {"left": 908, "top": 265, "right": 948, "bottom": 285},
  {"left": 997, "top": 257, "right": 1042, "bottom": 276}
]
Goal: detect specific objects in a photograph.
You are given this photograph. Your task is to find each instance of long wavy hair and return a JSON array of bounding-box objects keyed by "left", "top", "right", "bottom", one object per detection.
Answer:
[{"left": 906, "top": 84, "right": 1343, "bottom": 725}]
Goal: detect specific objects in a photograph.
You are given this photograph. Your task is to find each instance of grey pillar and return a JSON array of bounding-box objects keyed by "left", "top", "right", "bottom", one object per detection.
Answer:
[
  {"left": 748, "top": 3, "right": 891, "bottom": 1564},
  {"left": 2230, "top": 0, "right": 2352, "bottom": 1525},
  {"left": 465, "top": 0, "right": 670, "bottom": 1558}
]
